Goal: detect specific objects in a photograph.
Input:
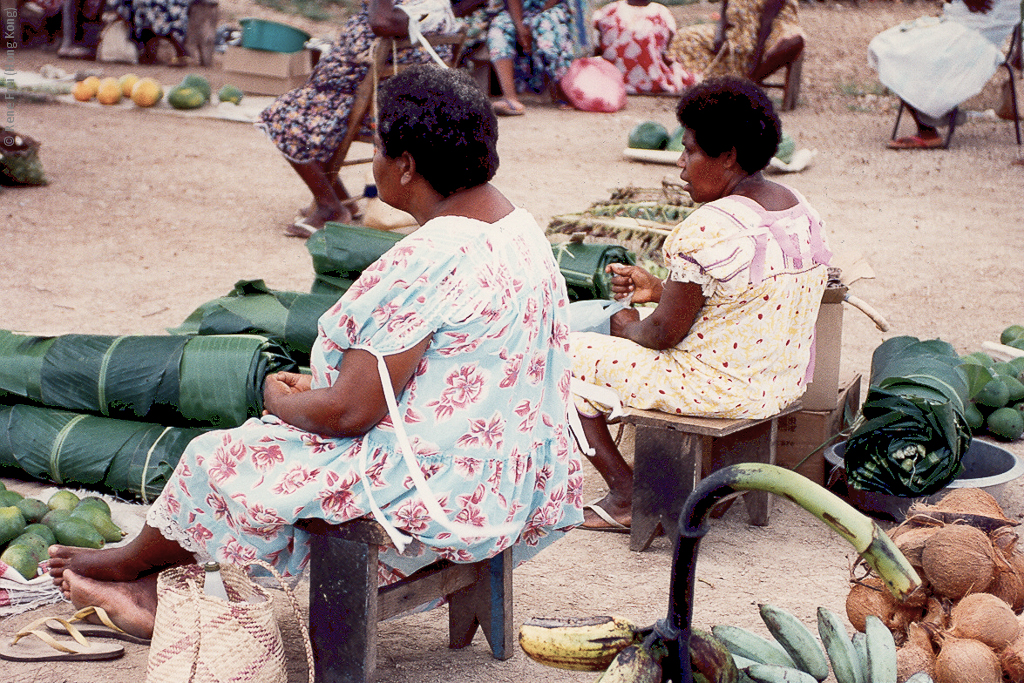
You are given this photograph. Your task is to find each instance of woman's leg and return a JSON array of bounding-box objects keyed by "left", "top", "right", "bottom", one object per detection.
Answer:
[
  {"left": 49, "top": 522, "right": 194, "bottom": 584},
  {"left": 491, "top": 57, "right": 526, "bottom": 114},
  {"left": 288, "top": 159, "right": 353, "bottom": 230},
  {"left": 579, "top": 412, "right": 633, "bottom": 529}
]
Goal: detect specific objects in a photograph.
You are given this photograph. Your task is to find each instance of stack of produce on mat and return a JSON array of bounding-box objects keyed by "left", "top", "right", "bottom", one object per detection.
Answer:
[
  {"left": 546, "top": 182, "right": 695, "bottom": 264},
  {"left": 0, "top": 486, "right": 123, "bottom": 580},
  {"left": 847, "top": 488, "right": 1024, "bottom": 683},
  {"left": 0, "top": 331, "right": 295, "bottom": 500},
  {"left": 843, "top": 337, "right": 972, "bottom": 498},
  {"left": 625, "top": 120, "right": 796, "bottom": 165},
  {"left": 958, "top": 324, "right": 1024, "bottom": 442},
  {"left": 70, "top": 72, "right": 243, "bottom": 109}
]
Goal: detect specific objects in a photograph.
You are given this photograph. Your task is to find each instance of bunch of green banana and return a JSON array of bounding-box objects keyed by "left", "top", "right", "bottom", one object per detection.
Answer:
[
  {"left": 518, "top": 615, "right": 644, "bottom": 671},
  {"left": 713, "top": 603, "right": 828, "bottom": 683},
  {"left": 815, "top": 607, "right": 898, "bottom": 683}
]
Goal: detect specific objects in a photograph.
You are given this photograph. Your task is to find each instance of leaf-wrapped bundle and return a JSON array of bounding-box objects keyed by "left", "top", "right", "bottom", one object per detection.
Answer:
[{"left": 844, "top": 336, "right": 971, "bottom": 496}]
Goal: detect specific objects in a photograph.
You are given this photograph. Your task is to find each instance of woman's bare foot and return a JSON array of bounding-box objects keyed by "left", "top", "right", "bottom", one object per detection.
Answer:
[
  {"left": 48, "top": 545, "right": 147, "bottom": 585},
  {"left": 61, "top": 570, "right": 158, "bottom": 640},
  {"left": 581, "top": 494, "right": 631, "bottom": 531}
]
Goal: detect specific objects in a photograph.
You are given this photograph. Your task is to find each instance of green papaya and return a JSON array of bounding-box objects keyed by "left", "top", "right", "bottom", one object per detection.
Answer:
[
  {"left": 0, "top": 505, "right": 28, "bottom": 545},
  {"left": 665, "top": 125, "right": 686, "bottom": 152},
  {"left": 976, "top": 377, "right": 1010, "bottom": 408},
  {"left": 1003, "top": 375, "right": 1024, "bottom": 403},
  {"left": 168, "top": 85, "right": 206, "bottom": 110},
  {"left": 15, "top": 497, "right": 49, "bottom": 523},
  {"left": 961, "top": 351, "right": 995, "bottom": 367},
  {"left": 70, "top": 505, "right": 124, "bottom": 543},
  {"left": 1001, "top": 324, "right": 1024, "bottom": 345},
  {"left": 0, "top": 544, "right": 39, "bottom": 580},
  {"left": 180, "top": 73, "right": 212, "bottom": 102},
  {"left": 23, "top": 522, "right": 57, "bottom": 546},
  {"left": 47, "top": 490, "right": 79, "bottom": 511},
  {"left": 53, "top": 517, "right": 105, "bottom": 549},
  {"left": 775, "top": 131, "right": 796, "bottom": 164},
  {"left": 627, "top": 121, "right": 670, "bottom": 150},
  {"left": 0, "top": 490, "right": 24, "bottom": 507},
  {"left": 77, "top": 496, "right": 111, "bottom": 517},
  {"left": 41, "top": 508, "right": 72, "bottom": 530},
  {"left": 217, "top": 84, "right": 244, "bottom": 105},
  {"left": 9, "top": 531, "right": 49, "bottom": 561},
  {"left": 987, "top": 406, "right": 1024, "bottom": 441},
  {"left": 964, "top": 402, "right": 985, "bottom": 431}
]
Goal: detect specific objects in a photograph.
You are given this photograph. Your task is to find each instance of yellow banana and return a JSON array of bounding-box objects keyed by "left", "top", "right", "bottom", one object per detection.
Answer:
[
  {"left": 518, "top": 615, "right": 642, "bottom": 671},
  {"left": 594, "top": 643, "right": 663, "bottom": 683},
  {"left": 863, "top": 615, "right": 897, "bottom": 683}
]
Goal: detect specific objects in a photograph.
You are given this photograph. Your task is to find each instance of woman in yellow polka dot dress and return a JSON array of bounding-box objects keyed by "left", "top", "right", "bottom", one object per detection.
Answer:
[{"left": 573, "top": 77, "right": 832, "bottom": 531}]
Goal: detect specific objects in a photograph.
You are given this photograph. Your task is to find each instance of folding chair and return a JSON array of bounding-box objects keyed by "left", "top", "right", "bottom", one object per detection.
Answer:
[
  {"left": 891, "top": 24, "right": 1021, "bottom": 149},
  {"left": 324, "top": 30, "right": 467, "bottom": 178}
]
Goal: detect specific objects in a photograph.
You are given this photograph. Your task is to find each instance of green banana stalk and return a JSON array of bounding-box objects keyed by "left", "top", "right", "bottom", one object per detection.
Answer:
[{"left": 518, "top": 615, "right": 643, "bottom": 671}]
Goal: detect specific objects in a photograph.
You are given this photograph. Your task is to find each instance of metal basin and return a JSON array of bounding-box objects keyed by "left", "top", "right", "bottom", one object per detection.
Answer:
[{"left": 824, "top": 439, "right": 1024, "bottom": 521}]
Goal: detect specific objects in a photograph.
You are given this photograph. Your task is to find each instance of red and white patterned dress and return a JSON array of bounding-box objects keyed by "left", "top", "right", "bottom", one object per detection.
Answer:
[{"left": 593, "top": 0, "right": 697, "bottom": 95}]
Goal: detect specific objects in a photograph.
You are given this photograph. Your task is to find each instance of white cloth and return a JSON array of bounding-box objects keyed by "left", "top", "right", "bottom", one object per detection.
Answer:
[{"left": 867, "top": 0, "right": 1019, "bottom": 120}]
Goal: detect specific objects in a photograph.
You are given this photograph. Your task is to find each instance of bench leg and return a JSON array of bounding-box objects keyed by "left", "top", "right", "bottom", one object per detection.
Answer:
[
  {"left": 448, "top": 548, "right": 513, "bottom": 659},
  {"left": 308, "top": 533, "right": 379, "bottom": 683},
  {"left": 708, "top": 419, "right": 778, "bottom": 526},
  {"left": 630, "top": 426, "right": 704, "bottom": 551}
]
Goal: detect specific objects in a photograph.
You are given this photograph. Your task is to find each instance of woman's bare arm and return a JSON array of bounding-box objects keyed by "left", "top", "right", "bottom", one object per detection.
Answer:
[{"left": 610, "top": 280, "right": 706, "bottom": 351}]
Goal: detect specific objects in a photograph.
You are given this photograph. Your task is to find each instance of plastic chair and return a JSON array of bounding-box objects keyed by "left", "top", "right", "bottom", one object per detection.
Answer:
[
  {"left": 324, "top": 30, "right": 467, "bottom": 178},
  {"left": 891, "top": 24, "right": 1021, "bottom": 149}
]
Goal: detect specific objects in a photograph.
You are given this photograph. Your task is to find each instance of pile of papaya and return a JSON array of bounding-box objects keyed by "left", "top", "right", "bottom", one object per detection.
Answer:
[
  {"left": 959, "top": 324, "right": 1024, "bottom": 442},
  {"left": 0, "top": 484, "right": 124, "bottom": 581},
  {"left": 71, "top": 72, "right": 243, "bottom": 110}
]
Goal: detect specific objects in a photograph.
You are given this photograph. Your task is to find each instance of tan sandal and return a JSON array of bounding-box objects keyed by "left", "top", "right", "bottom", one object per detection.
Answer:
[{"left": 0, "top": 617, "right": 125, "bottom": 662}]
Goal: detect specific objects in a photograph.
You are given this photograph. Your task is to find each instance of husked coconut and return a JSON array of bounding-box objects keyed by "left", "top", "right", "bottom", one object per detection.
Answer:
[
  {"left": 921, "top": 524, "right": 997, "bottom": 600},
  {"left": 949, "top": 592, "right": 1019, "bottom": 649},
  {"left": 846, "top": 576, "right": 923, "bottom": 637},
  {"left": 893, "top": 525, "right": 942, "bottom": 568},
  {"left": 934, "top": 635, "right": 1001, "bottom": 683},
  {"left": 989, "top": 548, "right": 1024, "bottom": 612},
  {"left": 1001, "top": 630, "right": 1024, "bottom": 683},
  {"left": 932, "top": 488, "right": 1009, "bottom": 519},
  {"left": 897, "top": 623, "right": 936, "bottom": 683}
]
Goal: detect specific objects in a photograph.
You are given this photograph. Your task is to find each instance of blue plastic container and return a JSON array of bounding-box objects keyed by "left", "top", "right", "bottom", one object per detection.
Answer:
[{"left": 238, "top": 18, "right": 310, "bottom": 53}]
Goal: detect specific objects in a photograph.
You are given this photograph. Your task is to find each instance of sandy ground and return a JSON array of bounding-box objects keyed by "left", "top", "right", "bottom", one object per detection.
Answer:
[{"left": 2, "top": 1, "right": 1024, "bottom": 681}]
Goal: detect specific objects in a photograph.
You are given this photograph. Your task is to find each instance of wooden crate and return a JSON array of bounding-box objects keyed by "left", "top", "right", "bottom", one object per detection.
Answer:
[{"left": 776, "top": 374, "right": 862, "bottom": 485}]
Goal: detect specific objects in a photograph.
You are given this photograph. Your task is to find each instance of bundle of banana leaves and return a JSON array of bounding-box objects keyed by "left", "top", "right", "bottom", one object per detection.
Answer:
[
  {"left": 307, "top": 222, "right": 404, "bottom": 295},
  {"left": 0, "top": 330, "right": 296, "bottom": 429},
  {"left": 169, "top": 280, "right": 339, "bottom": 366},
  {"left": 0, "top": 404, "right": 206, "bottom": 502},
  {"left": 843, "top": 336, "right": 972, "bottom": 497},
  {"left": 553, "top": 241, "right": 636, "bottom": 301}
]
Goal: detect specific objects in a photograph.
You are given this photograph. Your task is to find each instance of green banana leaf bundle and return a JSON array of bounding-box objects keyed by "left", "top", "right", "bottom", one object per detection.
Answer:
[
  {"left": 0, "top": 330, "right": 296, "bottom": 428},
  {"left": 307, "top": 222, "right": 404, "bottom": 295},
  {"left": 0, "top": 404, "right": 206, "bottom": 502},
  {"left": 552, "top": 242, "right": 636, "bottom": 301},
  {"left": 169, "top": 280, "right": 339, "bottom": 366},
  {"left": 843, "top": 336, "right": 972, "bottom": 497}
]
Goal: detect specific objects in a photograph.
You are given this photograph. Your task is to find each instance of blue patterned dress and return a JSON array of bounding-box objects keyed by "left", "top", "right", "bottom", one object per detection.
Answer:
[
  {"left": 486, "top": 0, "right": 576, "bottom": 93},
  {"left": 146, "top": 209, "right": 584, "bottom": 585}
]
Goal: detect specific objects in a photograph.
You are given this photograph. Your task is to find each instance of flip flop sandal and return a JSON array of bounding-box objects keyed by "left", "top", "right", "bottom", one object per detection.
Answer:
[
  {"left": 492, "top": 99, "right": 525, "bottom": 117},
  {"left": 45, "top": 605, "right": 151, "bottom": 645},
  {"left": 579, "top": 500, "right": 630, "bottom": 533},
  {"left": 0, "top": 619, "right": 125, "bottom": 662},
  {"left": 886, "top": 135, "right": 943, "bottom": 150},
  {"left": 285, "top": 218, "right": 320, "bottom": 238}
]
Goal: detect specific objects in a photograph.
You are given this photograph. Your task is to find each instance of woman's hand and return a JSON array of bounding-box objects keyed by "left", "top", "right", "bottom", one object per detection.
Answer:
[
  {"left": 611, "top": 280, "right": 706, "bottom": 351},
  {"left": 515, "top": 22, "right": 533, "bottom": 52},
  {"left": 262, "top": 371, "right": 312, "bottom": 417},
  {"left": 607, "top": 262, "right": 664, "bottom": 304},
  {"left": 609, "top": 307, "right": 640, "bottom": 337}
]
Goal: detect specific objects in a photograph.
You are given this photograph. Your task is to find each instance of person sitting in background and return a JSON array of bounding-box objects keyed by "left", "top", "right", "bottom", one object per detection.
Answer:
[
  {"left": 257, "top": 0, "right": 458, "bottom": 238},
  {"left": 593, "top": 0, "right": 698, "bottom": 95},
  {"left": 571, "top": 77, "right": 831, "bottom": 531},
  {"left": 48, "top": 64, "right": 583, "bottom": 637},
  {"left": 485, "top": 0, "right": 577, "bottom": 115},
  {"left": 665, "top": 0, "right": 803, "bottom": 84},
  {"left": 868, "top": 0, "right": 1022, "bottom": 150}
]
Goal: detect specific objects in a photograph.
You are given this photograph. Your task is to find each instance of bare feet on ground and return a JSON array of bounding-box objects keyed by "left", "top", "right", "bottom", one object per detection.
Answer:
[
  {"left": 48, "top": 545, "right": 145, "bottom": 584},
  {"left": 60, "top": 571, "right": 159, "bottom": 640}
]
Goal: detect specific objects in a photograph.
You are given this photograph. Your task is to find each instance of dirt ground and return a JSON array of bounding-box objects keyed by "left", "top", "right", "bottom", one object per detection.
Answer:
[{"left": 2, "top": 1, "right": 1024, "bottom": 681}]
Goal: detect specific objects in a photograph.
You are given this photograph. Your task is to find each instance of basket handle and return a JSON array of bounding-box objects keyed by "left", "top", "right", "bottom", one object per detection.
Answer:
[{"left": 243, "top": 559, "right": 316, "bottom": 683}]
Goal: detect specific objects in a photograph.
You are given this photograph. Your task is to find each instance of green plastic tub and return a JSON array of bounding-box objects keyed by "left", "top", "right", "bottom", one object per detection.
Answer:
[{"left": 238, "top": 18, "right": 310, "bottom": 53}]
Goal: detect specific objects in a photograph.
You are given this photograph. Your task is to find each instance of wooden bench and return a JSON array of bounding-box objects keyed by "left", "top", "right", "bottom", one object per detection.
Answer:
[
  {"left": 298, "top": 518, "right": 513, "bottom": 683},
  {"left": 620, "top": 402, "right": 800, "bottom": 551}
]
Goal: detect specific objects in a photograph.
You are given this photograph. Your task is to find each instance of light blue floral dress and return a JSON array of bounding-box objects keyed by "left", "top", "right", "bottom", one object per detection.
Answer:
[{"left": 147, "top": 209, "right": 584, "bottom": 584}]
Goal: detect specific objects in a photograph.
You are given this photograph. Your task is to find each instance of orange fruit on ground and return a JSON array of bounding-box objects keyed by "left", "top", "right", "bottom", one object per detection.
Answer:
[
  {"left": 118, "top": 73, "right": 140, "bottom": 98},
  {"left": 96, "top": 77, "right": 122, "bottom": 105},
  {"left": 130, "top": 78, "right": 164, "bottom": 107},
  {"left": 73, "top": 75, "right": 101, "bottom": 101}
]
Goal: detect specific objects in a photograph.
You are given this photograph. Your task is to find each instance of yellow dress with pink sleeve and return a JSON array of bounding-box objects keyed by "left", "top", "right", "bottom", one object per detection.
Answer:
[{"left": 570, "top": 189, "right": 831, "bottom": 420}]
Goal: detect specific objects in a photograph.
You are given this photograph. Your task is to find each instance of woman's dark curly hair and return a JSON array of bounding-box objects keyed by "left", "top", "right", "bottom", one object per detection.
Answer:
[
  {"left": 377, "top": 64, "right": 499, "bottom": 197},
  {"left": 676, "top": 77, "right": 781, "bottom": 174}
]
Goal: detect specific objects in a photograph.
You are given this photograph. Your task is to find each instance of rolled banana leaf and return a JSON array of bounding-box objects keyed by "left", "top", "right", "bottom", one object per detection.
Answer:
[
  {"left": 169, "top": 280, "right": 339, "bottom": 365},
  {"left": 0, "top": 405, "right": 206, "bottom": 502},
  {"left": 843, "top": 336, "right": 971, "bottom": 497},
  {"left": 307, "top": 223, "right": 405, "bottom": 295},
  {"left": 0, "top": 330, "right": 296, "bottom": 428},
  {"left": 552, "top": 242, "right": 636, "bottom": 301}
]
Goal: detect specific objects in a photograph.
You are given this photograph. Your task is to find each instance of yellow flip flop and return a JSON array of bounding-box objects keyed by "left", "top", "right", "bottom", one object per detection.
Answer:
[{"left": 0, "top": 617, "right": 124, "bottom": 662}]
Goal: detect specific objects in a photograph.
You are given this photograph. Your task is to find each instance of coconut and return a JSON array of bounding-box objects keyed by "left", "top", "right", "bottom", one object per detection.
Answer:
[
  {"left": 934, "top": 635, "right": 1001, "bottom": 683},
  {"left": 921, "top": 524, "right": 997, "bottom": 600},
  {"left": 846, "top": 576, "right": 922, "bottom": 642},
  {"left": 948, "top": 592, "right": 1019, "bottom": 649},
  {"left": 1001, "top": 632, "right": 1024, "bottom": 683},
  {"left": 897, "top": 623, "right": 936, "bottom": 683},
  {"left": 923, "top": 596, "right": 949, "bottom": 629},
  {"left": 893, "top": 525, "right": 942, "bottom": 568},
  {"left": 932, "top": 488, "right": 1009, "bottom": 519},
  {"left": 988, "top": 549, "right": 1024, "bottom": 613}
]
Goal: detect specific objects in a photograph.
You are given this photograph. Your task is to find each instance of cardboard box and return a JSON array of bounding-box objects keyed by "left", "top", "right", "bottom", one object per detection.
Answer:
[
  {"left": 221, "top": 45, "right": 312, "bottom": 96},
  {"left": 776, "top": 373, "right": 861, "bottom": 485},
  {"left": 801, "top": 284, "right": 847, "bottom": 411}
]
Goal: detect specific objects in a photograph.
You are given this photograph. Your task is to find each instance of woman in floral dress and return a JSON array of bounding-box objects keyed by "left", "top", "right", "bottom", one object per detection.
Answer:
[
  {"left": 256, "top": 0, "right": 458, "bottom": 237},
  {"left": 572, "top": 77, "right": 831, "bottom": 531},
  {"left": 49, "top": 65, "right": 584, "bottom": 639}
]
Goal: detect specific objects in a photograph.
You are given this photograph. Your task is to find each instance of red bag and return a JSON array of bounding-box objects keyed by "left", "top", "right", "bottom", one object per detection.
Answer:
[{"left": 560, "top": 57, "right": 627, "bottom": 113}]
